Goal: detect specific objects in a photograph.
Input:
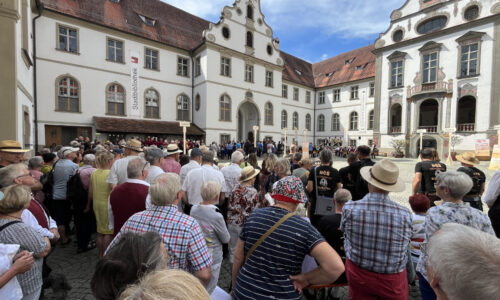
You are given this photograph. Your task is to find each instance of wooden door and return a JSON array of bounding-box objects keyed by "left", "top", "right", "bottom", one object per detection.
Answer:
[{"left": 45, "top": 125, "right": 62, "bottom": 148}]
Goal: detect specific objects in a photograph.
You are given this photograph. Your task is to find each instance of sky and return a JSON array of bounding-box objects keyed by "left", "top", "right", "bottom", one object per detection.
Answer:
[{"left": 161, "top": 0, "right": 407, "bottom": 63}]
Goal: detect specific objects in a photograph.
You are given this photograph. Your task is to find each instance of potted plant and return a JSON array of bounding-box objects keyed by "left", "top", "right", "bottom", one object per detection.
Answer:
[
  {"left": 390, "top": 139, "right": 406, "bottom": 158},
  {"left": 450, "top": 135, "right": 463, "bottom": 160}
]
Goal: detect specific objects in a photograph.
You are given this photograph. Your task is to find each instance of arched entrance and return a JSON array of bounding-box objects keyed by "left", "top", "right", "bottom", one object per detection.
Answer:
[
  {"left": 419, "top": 99, "right": 439, "bottom": 132},
  {"left": 416, "top": 136, "right": 437, "bottom": 157},
  {"left": 456, "top": 96, "right": 476, "bottom": 132},
  {"left": 238, "top": 101, "right": 259, "bottom": 141}
]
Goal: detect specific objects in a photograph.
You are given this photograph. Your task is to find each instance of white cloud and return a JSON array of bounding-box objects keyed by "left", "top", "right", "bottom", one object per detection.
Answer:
[
  {"left": 320, "top": 53, "right": 329, "bottom": 60},
  {"left": 162, "top": 0, "right": 406, "bottom": 38}
]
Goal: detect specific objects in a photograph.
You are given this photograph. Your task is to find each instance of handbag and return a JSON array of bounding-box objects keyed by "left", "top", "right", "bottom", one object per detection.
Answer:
[{"left": 313, "top": 167, "right": 335, "bottom": 216}]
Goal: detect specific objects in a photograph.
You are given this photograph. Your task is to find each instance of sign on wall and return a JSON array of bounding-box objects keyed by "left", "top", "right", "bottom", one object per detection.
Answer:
[{"left": 130, "top": 51, "right": 140, "bottom": 118}]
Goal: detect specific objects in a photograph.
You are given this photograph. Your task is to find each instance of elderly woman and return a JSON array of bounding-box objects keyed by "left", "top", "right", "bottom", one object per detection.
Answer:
[
  {"left": 91, "top": 231, "right": 167, "bottom": 300},
  {"left": 232, "top": 176, "right": 345, "bottom": 299},
  {"left": 190, "top": 181, "right": 230, "bottom": 294},
  {"left": 89, "top": 150, "right": 115, "bottom": 258},
  {"left": 228, "top": 166, "right": 262, "bottom": 268},
  {"left": 265, "top": 157, "right": 291, "bottom": 194},
  {"left": 258, "top": 154, "right": 277, "bottom": 202},
  {"left": 293, "top": 157, "right": 312, "bottom": 188},
  {"left": 416, "top": 171, "right": 495, "bottom": 300},
  {"left": 0, "top": 185, "right": 51, "bottom": 300}
]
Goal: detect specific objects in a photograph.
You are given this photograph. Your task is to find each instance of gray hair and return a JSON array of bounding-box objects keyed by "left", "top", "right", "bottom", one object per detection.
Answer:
[
  {"left": 200, "top": 181, "right": 221, "bottom": 202},
  {"left": 231, "top": 151, "right": 244, "bottom": 164},
  {"left": 201, "top": 151, "right": 214, "bottom": 164},
  {"left": 275, "top": 158, "right": 291, "bottom": 176},
  {"left": 150, "top": 173, "right": 181, "bottom": 206},
  {"left": 263, "top": 154, "right": 278, "bottom": 173},
  {"left": 83, "top": 154, "right": 96, "bottom": 166},
  {"left": 319, "top": 149, "right": 333, "bottom": 164},
  {"left": 0, "top": 163, "right": 27, "bottom": 187},
  {"left": 293, "top": 152, "right": 302, "bottom": 163},
  {"left": 28, "top": 156, "right": 43, "bottom": 170},
  {"left": 427, "top": 223, "right": 500, "bottom": 300},
  {"left": 145, "top": 148, "right": 164, "bottom": 165},
  {"left": 127, "top": 157, "right": 148, "bottom": 179},
  {"left": 294, "top": 203, "right": 307, "bottom": 218},
  {"left": 334, "top": 189, "right": 352, "bottom": 207},
  {"left": 435, "top": 171, "right": 473, "bottom": 199}
]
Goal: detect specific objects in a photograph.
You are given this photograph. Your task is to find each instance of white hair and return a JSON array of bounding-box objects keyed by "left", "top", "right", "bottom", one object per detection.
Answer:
[
  {"left": 427, "top": 223, "right": 500, "bottom": 300},
  {"left": 275, "top": 158, "right": 291, "bottom": 176},
  {"left": 0, "top": 163, "right": 27, "bottom": 187},
  {"left": 435, "top": 171, "right": 473, "bottom": 199},
  {"left": 83, "top": 154, "right": 96, "bottom": 166},
  {"left": 150, "top": 173, "right": 181, "bottom": 206},
  {"left": 231, "top": 151, "right": 244, "bottom": 164},
  {"left": 127, "top": 157, "right": 148, "bottom": 179},
  {"left": 334, "top": 189, "right": 352, "bottom": 206},
  {"left": 200, "top": 181, "right": 221, "bottom": 202}
]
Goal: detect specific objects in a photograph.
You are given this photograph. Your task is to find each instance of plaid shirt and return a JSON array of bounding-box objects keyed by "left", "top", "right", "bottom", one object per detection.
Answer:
[
  {"left": 341, "top": 193, "right": 413, "bottom": 274},
  {"left": 108, "top": 205, "right": 212, "bottom": 272}
]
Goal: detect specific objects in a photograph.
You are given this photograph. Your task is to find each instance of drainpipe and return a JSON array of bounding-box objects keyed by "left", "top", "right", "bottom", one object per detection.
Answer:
[
  {"left": 313, "top": 90, "right": 317, "bottom": 144},
  {"left": 190, "top": 50, "right": 194, "bottom": 128},
  {"left": 33, "top": 0, "right": 43, "bottom": 151}
]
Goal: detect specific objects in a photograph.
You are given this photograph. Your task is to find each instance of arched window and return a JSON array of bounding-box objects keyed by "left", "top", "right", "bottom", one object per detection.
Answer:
[
  {"left": 331, "top": 113, "right": 340, "bottom": 131},
  {"left": 368, "top": 110, "right": 374, "bottom": 130},
  {"left": 419, "top": 99, "right": 438, "bottom": 132},
  {"left": 219, "top": 94, "right": 231, "bottom": 121},
  {"left": 145, "top": 89, "right": 159, "bottom": 118},
  {"left": 390, "top": 104, "right": 402, "bottom": 133},
  {"left": 246, "top": 31, "right": 253, "bottom": 48},
  {"left": 456, "top": 96, "right": 476, "bottom": 132},
  {"left": 349, "top": 112, "right": 358, "bottom": 130},
  {"left": 305, "top": 114, "right": 311, "bottom": 131},
  {"left": 264, "top": 102, "right": 273, "bottom": 125},
  {"left": 417, "top": 16, "right": 447, "bottom": 34},
  {"left": 281, "top": 110, "right": 287, "bottom": 129},
  {"left": 318, "top": 114, "right": 325, "bottom": 132},
  {"left": 107, "top": 83, "right": 125, "bottom": 115},
  {"left": 57, "top": 76, "right": 79, "bottom": 112},
  {"left": 176, "top": 94, "right": 190, "bottom": 121},
  {"left": 247, "top": 5, "right": 253, "bottom": 20},
  {"left": 292, "top": 112, "right": 299, "bottom": 129}
]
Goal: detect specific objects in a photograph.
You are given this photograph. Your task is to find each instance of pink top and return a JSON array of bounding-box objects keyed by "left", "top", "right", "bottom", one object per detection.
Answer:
[
  {"left": 161, "top": 157, "right": 181, "bottom": 174},
  {"left": 79, "top": 165, "right": 96, "bottom": 191}
]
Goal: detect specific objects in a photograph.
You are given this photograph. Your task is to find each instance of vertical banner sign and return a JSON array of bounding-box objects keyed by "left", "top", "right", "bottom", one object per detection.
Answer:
[{"left": 130, "top": 51, "right": 140, "bottom": 118}]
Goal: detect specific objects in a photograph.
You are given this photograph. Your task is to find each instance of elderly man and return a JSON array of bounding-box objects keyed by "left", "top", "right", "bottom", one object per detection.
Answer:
[
  {"left": 182, "top": 151, "right": 227, "bottom": 215},
  {"left": 426, "top": 223, "right": 500, "bottom": 300},
  {"left": 221, "top": 151, "right": 244, "bottom": 197},
  {"left": 485, "top": 169, "right": 500, "bottom": 237},
  {"left": 52, "top": 146, "right": 79, "bottom": 244},
  {"left": 107, "top": 173, "right": 212, "bottom": 287},
  {"left": 0, "top": 140, "right": 29, "bottom": 169},
  {"left": 161, "top": 144, "right": 182, "bottom": 174},
  {"left": 144, "top": 148, "right": 165, "bottom": 184},
  {"left": 107, "top": 139, "right": 143, "bottom": 189},
  {"left": 109, "top": 157, "right": 149, "bottom": 235},
  {"left": 0, "top": 164, "right": 60, "bottom": 243},
  {"left": 179, "top": 148, "right": 203, "bottom": 186},
  {"left": 341, "top": 159, "right": 412, "bottom": 300},
  {"left": 456, "top": 152, "right": 486, "bottom": 211}
]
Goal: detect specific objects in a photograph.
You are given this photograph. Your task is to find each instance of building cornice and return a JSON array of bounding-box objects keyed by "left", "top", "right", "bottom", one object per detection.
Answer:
[{"left": 0, "top": 0, "right": 20, "bottom": 21}]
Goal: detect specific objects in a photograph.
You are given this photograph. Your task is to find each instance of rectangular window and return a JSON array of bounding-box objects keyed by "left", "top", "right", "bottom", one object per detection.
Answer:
[
  {"left": 145, "top": 48, "right": 159, "bottom": 70},
  {"left": 107, "top": 38, "right": 123, "bottom": 63},
  {"left": 349, "top": 139, "right": 357, "bottom": 148},
  {"left": 460, "top": 43, "right": 478, "bottom": 77},
  {"left": 195, "top": 56, "right": 201, "bottom": 77},
  {"left": 318, "top": 91, "right": 325, "bottom": 104},
  {"left": 58, "top": 25, "right": 78, "bottom": 53},
  {"left": 282, "top": 84, "right": 288, "bottom": 98},
  {"left": 220, "top": 134, "right": 231, "bottom": 145},
  {"left": 423, "top": 52, "right": 438, "bottom": 83},
  {"left": 369, "top": 82, "right": 375, "bottom": 97},
  {"left": 177, "top": 57, "right": 189, "bottom": 77},
  {"left": 333, "top": 89, "right": 340, "bottom": 102},
  {"left": 220, "top": 56, "right": 231, "bottom": 77},
  {"left": 306, "top": 91, "right": 311, "bottom": 103},
  {"left": 265, "top": 70, "right": 273, "bottom": 87},
  {"left": 391, "top": 60, "right": 404, "bottom": 88},
  {"left": 293, "top": 87, "right": 299, "bottom": 101},
  {"left": 350, "top": 86, "right": 359, "bottom": 100},
  {"left": 245, "top": 64, "right": 254, "bottom": 82}
]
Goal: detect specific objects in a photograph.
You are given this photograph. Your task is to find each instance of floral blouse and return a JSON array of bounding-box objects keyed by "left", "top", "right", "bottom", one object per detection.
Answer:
[
  {"left": 416, "top": 202, "right": 495, "bottom": 280},
  {"left": 228, "top": 183, "right": 267, "bottom": 226}
]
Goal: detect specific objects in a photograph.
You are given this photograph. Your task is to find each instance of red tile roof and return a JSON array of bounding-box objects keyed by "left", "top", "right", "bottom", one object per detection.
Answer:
[
  {"left": 41, "top": 0, "right": 375, "bottom": 88},
  {"left": 94, "top": 117, "right": 205, "bottom": 136}
]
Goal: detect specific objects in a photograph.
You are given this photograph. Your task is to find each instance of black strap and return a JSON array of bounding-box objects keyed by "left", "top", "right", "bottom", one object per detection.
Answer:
[{"left": 0, "top": 221, "right": 21, "bottom": 232}]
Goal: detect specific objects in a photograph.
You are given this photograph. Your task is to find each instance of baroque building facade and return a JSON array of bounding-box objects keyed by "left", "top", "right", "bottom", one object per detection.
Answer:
[{"left": 374, "top": 0, "right": 500, "bottom": 157}]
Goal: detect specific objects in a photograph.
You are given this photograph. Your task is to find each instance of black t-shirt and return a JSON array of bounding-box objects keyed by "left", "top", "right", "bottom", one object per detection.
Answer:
[
  {"left": 415, "top": 160, "right": 447, "bottom": 193},
  {"left": 307, "top": 166, "right": 341, "bottom": 216},
  {"left": 348, "top": 158, "right": 375, "bottom": 200},
  {"left": 339, "top": 166, "right": 353, "bottom": 194},
  {"left": 317, "top": 214, "right": 345, "bottom": 260},
  {"left": 457, "top": 166, "right": 486, "bottom": 195}
]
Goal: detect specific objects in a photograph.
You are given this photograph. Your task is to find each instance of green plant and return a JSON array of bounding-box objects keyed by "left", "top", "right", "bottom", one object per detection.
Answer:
[{"left": 390, "top": 139, "right": 405, "bottom": 157}]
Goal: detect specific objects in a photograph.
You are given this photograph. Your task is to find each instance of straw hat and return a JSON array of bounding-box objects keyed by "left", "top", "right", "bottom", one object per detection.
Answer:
[
  {"left": 165, "top": 144, "right": 183, "bottom": 156},
  {"left": 123, "top": 139, "right": 143, "bottom": 152},
  {"left": 271, "top": 176, "right": 307, "bottom": 204},
  {"left": 238, "top": 166, "right": 260, "bottom": 182},
  {"left": 456, "top": 152, "right": 480, "bottom": 166},
  {"left": 0, "top": 140, "right": 29, "bottom": 153},
  {"left": 360, "top": 159, "right": 405, "bottom": 193}
]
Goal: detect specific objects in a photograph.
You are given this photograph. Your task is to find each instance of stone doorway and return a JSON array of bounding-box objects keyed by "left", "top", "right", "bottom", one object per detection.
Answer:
[{"left": 237, "top": 101, "right": 260, "bottom": 142}]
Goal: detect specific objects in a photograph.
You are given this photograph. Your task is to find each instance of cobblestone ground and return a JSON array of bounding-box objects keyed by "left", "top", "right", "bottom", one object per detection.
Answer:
[{"left": 42, "top": 157, "right": 496, "bottom": 300}]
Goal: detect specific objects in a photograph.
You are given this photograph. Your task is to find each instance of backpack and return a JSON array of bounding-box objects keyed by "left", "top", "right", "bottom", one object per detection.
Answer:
[
  {"left": 41, "top": 161, "right": 58, "bottom": 203},
  {"left": 66, "top": 171, "right": 88, "bottom": 211}
]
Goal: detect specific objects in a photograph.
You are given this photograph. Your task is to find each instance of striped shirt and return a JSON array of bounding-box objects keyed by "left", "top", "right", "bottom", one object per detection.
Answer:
[
  {"left": 341, "top": 193, "right": 413, "bottom": 274},
  {"left": 234, "top": 207, "right": 324, "bottom": 300}
]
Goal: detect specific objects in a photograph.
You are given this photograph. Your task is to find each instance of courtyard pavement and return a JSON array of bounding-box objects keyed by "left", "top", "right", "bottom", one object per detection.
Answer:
[{"left": 41, "top": 156, "right": 497, "bottom": 299}]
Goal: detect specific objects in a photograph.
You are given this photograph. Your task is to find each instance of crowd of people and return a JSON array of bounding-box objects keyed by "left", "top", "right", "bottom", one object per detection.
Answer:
[{"left": 0, "top": 136, "right": 499, "bottom": 300}]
